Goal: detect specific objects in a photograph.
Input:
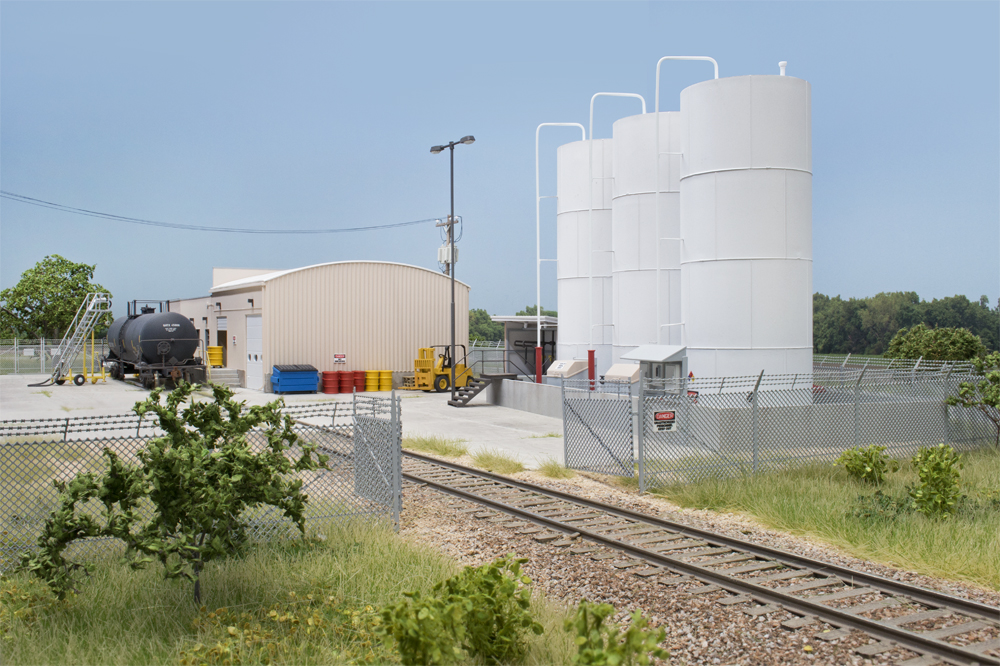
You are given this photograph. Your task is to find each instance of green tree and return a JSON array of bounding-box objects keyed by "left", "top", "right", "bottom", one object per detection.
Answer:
[
  {"left": 469, "top": 308, "right": 504, "bottom": 342},
  {"left": 0, "top": 255, "right": 113, "bottom": 339},
  {"left": 858, "top": 292, "right": 921, "bottom": 355},
  {"left": 885, "top": 324, "right": 987, "bottom": 361},
  {"left": 515, "top": 304, "right": 557, "bottom": 317},
  {"left": 947, "top": 352, "right": 1000, "bottom": 449}
]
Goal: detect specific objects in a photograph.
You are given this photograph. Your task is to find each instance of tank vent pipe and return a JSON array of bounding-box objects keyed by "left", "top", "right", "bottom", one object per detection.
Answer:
[{"left": 779, "top": 61, "right": 787, "bottom": 76}]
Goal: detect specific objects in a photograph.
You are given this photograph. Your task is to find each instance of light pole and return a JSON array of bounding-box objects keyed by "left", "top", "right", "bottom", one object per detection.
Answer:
[{"left": 430, "top": 135, "right": 475, "bottom": 402}]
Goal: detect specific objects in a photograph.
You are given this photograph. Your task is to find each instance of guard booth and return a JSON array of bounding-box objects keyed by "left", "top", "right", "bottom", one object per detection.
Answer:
[
  {"left": 619, "top": 345, "right": 688, "bottom": 387},
  {"left": 489, "top": 315, "right": 558, "bottom": 379}
]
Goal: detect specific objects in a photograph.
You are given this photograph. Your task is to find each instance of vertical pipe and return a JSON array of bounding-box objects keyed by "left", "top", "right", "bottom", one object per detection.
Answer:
[
  {"left": 535, "top": 346, "right": 543, "bottom": 383},
  {"left": 588, "top": 349, "right": 596, "bottom": 391},
  {"left": 536, "top": 122, "right": 585, "bottom": 382},
  {"left": 653, "top": 56, "right": 718, "bottom": 343}
]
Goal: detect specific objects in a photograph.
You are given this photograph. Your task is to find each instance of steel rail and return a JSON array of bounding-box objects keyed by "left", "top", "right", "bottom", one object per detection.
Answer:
[
  {"left": 403, "top": 452, "right": 999, "bottom": 666},
  {"left": 404, "top": 451, "right": 997, "bottom": 620}
]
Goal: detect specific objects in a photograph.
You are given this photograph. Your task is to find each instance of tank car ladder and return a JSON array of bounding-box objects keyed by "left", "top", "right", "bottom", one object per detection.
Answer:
[{"left": 29, "top": 292, "right": 112, "bottom": 387}]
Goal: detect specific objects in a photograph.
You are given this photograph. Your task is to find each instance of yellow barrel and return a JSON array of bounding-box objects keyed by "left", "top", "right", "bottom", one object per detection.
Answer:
[
  {"left": 206, "top": 346, "right": 223, "bottom": 367},
  {"left": 379, "top": 370, "right": 392, "bottom": 391},
  {"left": 365, "top": 370, "right": 379, "bottom": 392}
]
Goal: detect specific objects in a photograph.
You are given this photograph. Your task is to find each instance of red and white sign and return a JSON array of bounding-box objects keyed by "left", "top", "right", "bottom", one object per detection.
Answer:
[
  {"left": 334, "top": 354, "right": 347, "bottom": 364},
  {"left": 654, "top": 410, "right": 677, "bottom": 432}
]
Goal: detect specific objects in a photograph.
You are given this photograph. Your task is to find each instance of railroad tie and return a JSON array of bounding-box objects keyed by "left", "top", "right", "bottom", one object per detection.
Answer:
[
  {"left": 687, "top": 584, "right": 722, "bottom": 595},
  {"left": 718, "top": 594, "right": 753, "bottom": 606},
  {"left": 612, "top": 560, "right": 646, "bottom": 570},
  {"left": 781, "top": 615, "right": 818, "bottom": 629},
  {"left": 744, "top": 603, "right": 781, "bottom": 617},
  {"left": 854, "top": 641, "right": 894, "bottom": 656},
  {"left": 813, "top": 628, "right": 852, "bottom": 642},
  {"left": 895, "top": 655, "right": 942, "bottom": 666}
]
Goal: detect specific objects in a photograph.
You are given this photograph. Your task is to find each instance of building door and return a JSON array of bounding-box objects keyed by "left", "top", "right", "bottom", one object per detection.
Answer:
[{"left": 246, "top": 315, "right": 263, "bottom": 391}]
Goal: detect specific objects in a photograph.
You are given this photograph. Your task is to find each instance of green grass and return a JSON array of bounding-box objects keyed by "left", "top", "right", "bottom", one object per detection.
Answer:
[
  {"left": 650, "top": 446, "right": 1000, "bottom": 590},
  {"left": 527, "top": 432, "right": 562, "bottom": 439},
  {"left": 536, "top": 458, "right": 576, "bottom": 479},
  {"left": 470, "top": 449, "right": 526, "bottom": 475},
  {"left": 2, "top": 520, "right": 578, "bottom": 665},
  {"left": 402, "top": 435, "right": 468, "bottom": 457}
]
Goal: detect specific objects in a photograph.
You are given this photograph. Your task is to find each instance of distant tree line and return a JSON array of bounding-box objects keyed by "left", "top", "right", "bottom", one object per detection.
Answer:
[
  {"left": 469, "top": 305, "right": 557, "bottom": 342},
  {"left": 814, "top": 292, "right": 999, "bottom": 356}
]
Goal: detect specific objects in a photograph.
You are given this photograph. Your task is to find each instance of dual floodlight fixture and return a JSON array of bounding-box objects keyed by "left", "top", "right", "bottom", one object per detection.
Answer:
[{"left": 430, "top": 135, "right": 475, "bottom": 154}]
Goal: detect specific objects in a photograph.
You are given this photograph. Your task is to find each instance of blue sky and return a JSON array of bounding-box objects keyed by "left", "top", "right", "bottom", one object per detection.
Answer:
[{"left": 2, "top": 1, "right": 998, "bottom": 320}]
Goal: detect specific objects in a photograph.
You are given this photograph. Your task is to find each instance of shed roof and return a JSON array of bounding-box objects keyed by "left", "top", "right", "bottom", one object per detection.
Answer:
[
  {"left": 619, "top": 345, "right": 687, "bottom": 363},
  {"left": 211, "top": 261, "right": 471, "bottom": 293},
  {"left": 490, "top": 315, "right": 558, "bottom": 328}
]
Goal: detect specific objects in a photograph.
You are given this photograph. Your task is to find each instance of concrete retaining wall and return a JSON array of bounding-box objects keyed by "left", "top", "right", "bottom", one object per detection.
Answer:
[{"left": 483, "top": 379, "right": 563, "bottom": 420}]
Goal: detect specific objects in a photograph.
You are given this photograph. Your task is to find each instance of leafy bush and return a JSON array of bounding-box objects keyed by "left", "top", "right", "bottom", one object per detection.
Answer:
[
  {"left": 565, "top": 601, "right": 668, "bottom": 666},
  {"left": 835, "top": 445, "right": 899, "bottom": 485},
  {"left": 946, "top": 351, "right": 1000, "bottom": 449},
  {"left": 884, "top": 323, "right": 987, "bottom": 361},
  {"left": 20, "top": 382, "right": 329, "bottom": 602},
  {"left": 378, "top": 556, "right": 543, "bottom": 666},
  {"left": 909, "top": 444, "right": 964, "bottom": 518}
]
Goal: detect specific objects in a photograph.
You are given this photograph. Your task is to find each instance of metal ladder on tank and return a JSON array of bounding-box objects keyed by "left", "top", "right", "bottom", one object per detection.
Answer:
[{"left": 29, "top": 293, "right": 112, "bottom": 387}]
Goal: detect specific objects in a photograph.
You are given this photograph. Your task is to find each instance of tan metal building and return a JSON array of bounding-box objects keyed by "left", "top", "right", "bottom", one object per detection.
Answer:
[{"left": 169, "top": 261, "right": 470, "bottom": 391}]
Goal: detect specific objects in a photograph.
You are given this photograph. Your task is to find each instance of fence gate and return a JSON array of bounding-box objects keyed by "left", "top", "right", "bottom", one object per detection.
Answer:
[
  {"left": 562, "top": 379, "right": 634, "bottom": 477},
  {"left": 352, "top": 392, "right": 402, "bottom": 527}
]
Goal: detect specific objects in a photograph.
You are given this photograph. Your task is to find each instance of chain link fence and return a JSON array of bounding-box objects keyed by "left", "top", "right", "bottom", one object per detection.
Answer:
[
  {"left": 562, "top": 378, "right": 635, "bottom": 477},
  {"left": 0, "top": 395, "right": 402, "bottom": 571},
  {"left": 0, "top": 339, "right": 111, "bottom": 376},
  {"left": 562, "top": 363, "right": 996, "bottom": 491}
]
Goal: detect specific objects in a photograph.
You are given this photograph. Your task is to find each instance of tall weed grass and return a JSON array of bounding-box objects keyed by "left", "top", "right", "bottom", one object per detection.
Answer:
[
  {"left": 470, "top": 449, "right": 526, "bottom": 475},
  {"left": 655, "top": 447, "right": 1000, "bottom": 590},
  {"left": 2, "top": 519, "right": 576, "bottom": 665},
  {"left": 402, "top": 435, "right": 468, "bottom": 457}
]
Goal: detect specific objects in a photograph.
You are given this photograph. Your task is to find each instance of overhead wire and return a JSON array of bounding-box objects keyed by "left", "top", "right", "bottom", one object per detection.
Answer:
[{"left": 0, "top": 190, "right": 444, "bottom": 234}]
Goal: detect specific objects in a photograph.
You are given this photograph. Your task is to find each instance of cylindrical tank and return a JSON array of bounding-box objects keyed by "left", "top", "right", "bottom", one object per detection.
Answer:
[
  {"left": 109, "top": 312, "right": 200, "bottom": 366},
  {"left": 611, "top": 111, "right": 683, "bottom": 364},
  {"left": 556, "top": 138, "right": 613, "bottom": 375},
  {"left": 679, "top": 75, "right": 812, "bottom": 379}
]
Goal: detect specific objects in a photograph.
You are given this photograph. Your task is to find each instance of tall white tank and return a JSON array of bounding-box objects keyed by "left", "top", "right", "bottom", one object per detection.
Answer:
[
  {"left": 556, "top": 138, "right": 613, "bottom": 372},
  {"left": 679, "top": 75, "right": 812, "bottom": 378},
  {"left": 611, "top": 111, "right": 682, "bottom": 364}
]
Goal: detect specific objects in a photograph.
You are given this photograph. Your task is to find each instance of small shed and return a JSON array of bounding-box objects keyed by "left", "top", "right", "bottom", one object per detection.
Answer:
[{"left": 619, "top": 345, "right": 688, "bottom": 381}]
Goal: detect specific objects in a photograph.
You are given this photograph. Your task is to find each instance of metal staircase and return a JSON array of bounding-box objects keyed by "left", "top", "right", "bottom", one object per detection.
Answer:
[{"left": 31, "top": 293, "right": 112, "bottom": 386}]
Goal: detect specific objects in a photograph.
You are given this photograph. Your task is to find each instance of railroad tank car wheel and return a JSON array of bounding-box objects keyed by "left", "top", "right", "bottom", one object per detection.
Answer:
[
  {"left": 55, "top": 378, "right": 66, "bottom": 386},
  {"left": 73, "top": 374, "right": 86, "bottom": 386},
  {"left": 434, "top": 374, "right": 449, "bottom": 392}
]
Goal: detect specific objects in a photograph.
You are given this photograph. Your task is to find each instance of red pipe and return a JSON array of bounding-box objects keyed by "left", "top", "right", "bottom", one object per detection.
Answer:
[
  {"left": 588, "top": 349, "right": 595, "bottom": 391},
  {"left": 535, "top": 346, "right": 543, "bottom": 383}
]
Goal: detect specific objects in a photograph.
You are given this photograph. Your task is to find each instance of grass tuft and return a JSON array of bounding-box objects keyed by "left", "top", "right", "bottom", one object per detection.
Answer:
[
  {"left": 536, "top": 458, "right": 575, "bottom": 479},
  {"left": 528, "top": 432, "right": 562, "bottom": 439},
  {"left": 652, "top": 447, "right": 1000, "bottom": 590},
  {"left": 470, "top": 449, "right": 525, "bottom": 475},
  {"left": 402, "top": 435, "right": 468, "bottom": 457}
]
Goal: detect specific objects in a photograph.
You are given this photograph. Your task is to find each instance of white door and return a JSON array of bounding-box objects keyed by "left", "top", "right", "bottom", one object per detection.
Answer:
[{"left": 246, "top": 315, "right": 263, "bottom": 390}]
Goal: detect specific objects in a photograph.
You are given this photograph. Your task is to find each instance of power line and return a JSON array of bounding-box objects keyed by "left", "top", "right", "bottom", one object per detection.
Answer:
[{"left": 0, "top": 191, "right": 443, "bottom": 234}]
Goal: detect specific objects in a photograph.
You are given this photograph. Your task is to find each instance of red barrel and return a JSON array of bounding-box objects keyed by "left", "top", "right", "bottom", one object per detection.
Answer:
[
  {"left": 338, "top": 370, "right": 353, "bottom": 392},
  {"left": 353, "top": 370, "right": 366, "bottom": 391},
  {"left": 322, "top": 371, "right": 340, "bottom": 394}
]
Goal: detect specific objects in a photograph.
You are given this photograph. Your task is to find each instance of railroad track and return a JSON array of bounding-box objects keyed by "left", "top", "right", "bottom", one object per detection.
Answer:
[{"left": 402, "top": 451, "right": 1000, "bottom": 666}]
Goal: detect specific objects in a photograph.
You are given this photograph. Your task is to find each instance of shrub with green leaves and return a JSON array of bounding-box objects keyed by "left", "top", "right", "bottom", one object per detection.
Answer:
[
  {"left": 566, "top": 601, "right": 669, "bottom": 666},
  {"left": 378, "top": 556, "right": 543, "bottom": 666},
  {"left": 20, "top": 382, "right": 329, "bottom": 602},
  {"left": 835, "top": 445, "right": 899, "bottom": 485},
  {"left": 909, "top": 443, "right": 964, "bottom": 518}
]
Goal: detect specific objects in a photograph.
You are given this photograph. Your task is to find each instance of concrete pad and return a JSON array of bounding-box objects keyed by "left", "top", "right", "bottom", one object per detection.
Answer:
[{"left": 0, "top": 375, "right": 565, "bottom": 469}]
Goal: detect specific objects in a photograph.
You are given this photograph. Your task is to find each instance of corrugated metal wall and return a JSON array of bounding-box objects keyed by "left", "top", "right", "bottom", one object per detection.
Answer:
[{"left": 262, "top": 262, "right": 470, "bottom": 373}]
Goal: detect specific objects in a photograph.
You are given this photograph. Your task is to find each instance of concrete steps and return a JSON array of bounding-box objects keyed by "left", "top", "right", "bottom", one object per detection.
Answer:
[{"left": 207, "top": 368, "right": 241, "bottom": 388}]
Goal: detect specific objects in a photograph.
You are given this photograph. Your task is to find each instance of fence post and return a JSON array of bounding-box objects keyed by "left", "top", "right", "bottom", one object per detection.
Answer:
[
  {"left": 390, "top": 390, "right": 401, "bottom": 530},
  {"left": 14, "top": 339, "right": 18, "bottom": 374},
  {"left": 561, "top": 377, "right": 567, "bottom": 467},
  {"left": 942, "top": 368, "right": 953, "bottom": 446},
  {"left": 40, "top": 339, "right": 45, "bottom": 374},
  {"left": 751, "top": 370, "right": 763, "bottom": 474},
  {"left": 637, "top": 375, "right": 645, "bottom": 494},
  {"left": 853, "top": 368, "right": 866, "bottom": 449}
]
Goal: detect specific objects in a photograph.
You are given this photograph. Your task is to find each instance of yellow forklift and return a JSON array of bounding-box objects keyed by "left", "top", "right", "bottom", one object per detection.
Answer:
[{"left": 413, "top": 345, "right": 472, "bottom": 392}]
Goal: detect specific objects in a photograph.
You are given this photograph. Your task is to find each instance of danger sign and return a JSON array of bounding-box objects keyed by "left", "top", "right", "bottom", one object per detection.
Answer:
[
  {"left": 334, "top": 354, "right": 347, "bottom": 364},
  {"left": 654, "top": 410, "right": 677, "bottom": 432}
]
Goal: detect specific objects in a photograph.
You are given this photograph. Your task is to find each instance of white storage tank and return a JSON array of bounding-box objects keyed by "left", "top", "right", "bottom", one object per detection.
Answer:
[
  {"left": 679, "top": 74, "right": 812, "bottom": 379},
  {"left": 611, "top": 111, "right": 683, "bottom": 365},
  {"left": 556, "top": 138, "right": 613, "bottom": 372}
]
